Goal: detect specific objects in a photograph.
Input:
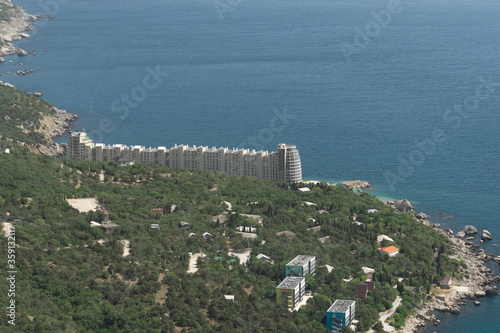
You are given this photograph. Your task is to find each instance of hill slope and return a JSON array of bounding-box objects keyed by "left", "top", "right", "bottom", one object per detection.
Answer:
[
  {"left": 0, "top": 83, "right": 77, "bottom": 155},
  {"left": 0, "top": 153, "right": 459, "bottom": 332}
]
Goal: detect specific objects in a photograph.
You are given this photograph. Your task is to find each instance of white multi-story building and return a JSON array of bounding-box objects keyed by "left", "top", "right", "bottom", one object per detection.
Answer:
[
  {"left": 326, "top": 300, "right": 355, "bottom": 332},
  {"left": 276, "top": 276, "right": 306, "bottom": 310},
  {"left": 67, "top": 131, "right": 302, "bottom": 182},
  {"left": 286, "top": 255, "right": 316, "bottom": 277}
]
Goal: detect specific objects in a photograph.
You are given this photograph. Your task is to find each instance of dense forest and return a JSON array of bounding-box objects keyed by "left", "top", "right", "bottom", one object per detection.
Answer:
[{"left": 0, "top": 150, "right": 461, "bottom": 332}]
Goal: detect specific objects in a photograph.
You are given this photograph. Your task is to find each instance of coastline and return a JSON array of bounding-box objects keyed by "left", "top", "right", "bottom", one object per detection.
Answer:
[
  {"left": 35, "top": 106, "right": 78, "bottom": 156},
  {"left": 0, "top": 0, "right": 37, "bottom": 58},
  {"left": 1, "top": 1, "right": 498, "bottom": 330},
  {"left": 0, "top": 81, "right": 78, "bottom": 156},
  {"left": 382, "top": 202, "right": 500, "bottom": 332}
]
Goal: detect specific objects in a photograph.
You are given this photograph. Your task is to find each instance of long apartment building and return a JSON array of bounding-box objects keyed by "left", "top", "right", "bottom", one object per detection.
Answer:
[{"left": 68, "top": 131, "right": 302, "bottom": 182}]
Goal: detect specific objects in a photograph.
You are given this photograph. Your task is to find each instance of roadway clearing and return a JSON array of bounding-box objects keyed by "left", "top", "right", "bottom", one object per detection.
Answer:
[{"left": 367, "top": 295, "right": 402, "bottom": 333}]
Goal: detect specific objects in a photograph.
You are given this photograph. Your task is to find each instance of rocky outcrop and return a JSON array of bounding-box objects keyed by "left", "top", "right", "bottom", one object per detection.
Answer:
[
  {"left": 463, "top": 225, "right": 478, "bottom": 235},
  {"left": 36, "top": 143, "right": 67, "bottom": 157},
  {"left": 0, "top": 1, "right": 38, "bottom": 57},
  {"left": 334, "top": 180, "right": 371, "bottom": 189},
  {"left": 395, "top": 199, "right": 413, "bottom": 212},
  {"left": 415, "top": 212, "right": 429, "bottom": 220},
  {"left": 38, "top": 107, "right": 78, "bottom": 139},
  {"left": 481, "top": 230, "right": 493, "bottom": 241},
  {"left": 402, "top": 223, "right": 499, "bottom": 333}
]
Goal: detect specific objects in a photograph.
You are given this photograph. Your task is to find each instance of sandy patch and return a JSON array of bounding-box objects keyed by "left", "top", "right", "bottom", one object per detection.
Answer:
[
  {"left": 66, "top": 198, "right": 99, "bottom": 213},
  {"left": 188, "top": 253, "right": 203, "bottom": 273},
  {"left": 223, "top": 201, "right": 232, "bottom": 210},
  {"left": 121, "top": 240, "right": 130, "bottom": 257},
  {"left": 2, "top": 222, "right": 13, "bottom": 236},
  {"left": 228, "top": 248, "right": 252, "bottom": 265},
  {"left": 324, "top": 265, "right": 334, "bottom": 273}
]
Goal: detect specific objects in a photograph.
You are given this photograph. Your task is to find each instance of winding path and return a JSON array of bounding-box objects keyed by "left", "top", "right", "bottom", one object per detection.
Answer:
[{"left": 367, "top": 295, "right": 402, "bottom": 333}]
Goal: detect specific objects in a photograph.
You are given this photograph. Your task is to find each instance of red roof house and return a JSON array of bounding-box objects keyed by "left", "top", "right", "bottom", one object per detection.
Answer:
[{"left": 379, "top": 245, "right": 399, "bottom": 257}]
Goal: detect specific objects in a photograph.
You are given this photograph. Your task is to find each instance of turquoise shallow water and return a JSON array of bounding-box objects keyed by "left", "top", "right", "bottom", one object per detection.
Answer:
[{"left": 5, "top": 0, "right": 500, "bottom": 331}]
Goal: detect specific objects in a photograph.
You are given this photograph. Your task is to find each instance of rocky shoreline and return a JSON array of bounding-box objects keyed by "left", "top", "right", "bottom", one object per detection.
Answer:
[
  {"left": 0, "top": 0, "right": 38, "bottom": 58},
  {"left": 35, "top": 106, "right": 78, "bottom": 157},
  {"left": 382, "top": 200, "right": 500, "bottom": 332}
]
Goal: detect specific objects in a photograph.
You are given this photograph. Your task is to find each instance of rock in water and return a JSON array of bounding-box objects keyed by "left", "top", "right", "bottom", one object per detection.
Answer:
[
  {"left": 463, "top": 225, "right": 478, "bottom": 235},
  {"left": 16, "top": 48, "right": 28, "bottom": 56},
  {"left": 395, "top": 199, "right": 413, "bottom": 212},
  {"left": 456, "top": 231, "right": 466, "bottom": 238},
  {"left": 481, "top": 230, "right": 493, "bottom": 241}
]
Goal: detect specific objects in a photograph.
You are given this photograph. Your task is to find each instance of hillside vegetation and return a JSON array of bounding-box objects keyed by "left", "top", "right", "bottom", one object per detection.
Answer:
[
  {"left": 0, "top": 84, "right": 52, "bottom": 146},
  {"left": 0, "top": 152, "right": 460, "bottom": 332}
]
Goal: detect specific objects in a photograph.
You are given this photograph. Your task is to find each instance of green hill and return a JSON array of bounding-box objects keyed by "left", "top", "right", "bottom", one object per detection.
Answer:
[
  {"left": 0, "top": 83, "right": 76, "bottom": 155},
  {"left": 0, "top": 152, "right": 459, "bottom": 332}
]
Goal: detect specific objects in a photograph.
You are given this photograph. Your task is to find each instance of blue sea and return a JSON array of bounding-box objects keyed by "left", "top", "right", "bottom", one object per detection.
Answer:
[{"left": 5, "top": 0, "right": 500, "bottom": 331}]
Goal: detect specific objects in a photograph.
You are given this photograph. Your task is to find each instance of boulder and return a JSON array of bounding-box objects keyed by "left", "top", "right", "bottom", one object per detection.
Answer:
[
  {"left": 485, "top": 286, "right": 499, "bottom": 296},
  {"left": 463, "top": 225, "right": 478, "bottom": 235},
  {"left": 456, "top": 231, "right": 466, "bottom": 238},
  {"left": 481, "top": 230, "right": 493, "bottom": 241},
  {"left": 416, "top": 212, "right": 429, "bottom": 220},
  {"left": 16, "top": 48, "right": 28, "bottom": 56},
  {"left": 474, "top": 290, "right": 486, "bottom": 297},
  {"left": 444, "top": 228, "right": 454, "bottom": 237},
  {"left": 395, "top": 199, "right": 413, "bottom": 212},
  {"left": 0, "top": 57, "right": 4, "bottom": 62}
]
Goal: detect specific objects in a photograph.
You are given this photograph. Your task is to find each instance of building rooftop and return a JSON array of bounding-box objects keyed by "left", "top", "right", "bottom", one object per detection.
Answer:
[
  {"left": 287, "top": 255, "right": 315, "bottom": 267},
  {"left": 277, "top": 276, "right": 305, "bottom": 289},
  {"left": 440, "top": 274, "right": 452, "bottom": 284},
  {"left": 380, "top": 245, "right": 399, "bottom": 254},
  {"left": 276, "top": 230, "right": 296, "bottom": 238},
  {"left": 327, "top": 300, "right": 355, "bottom": 313},
  {"left": 101, "top": 222, "right": 120, "bottom": 229}
]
